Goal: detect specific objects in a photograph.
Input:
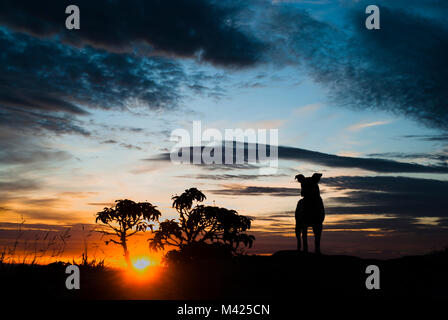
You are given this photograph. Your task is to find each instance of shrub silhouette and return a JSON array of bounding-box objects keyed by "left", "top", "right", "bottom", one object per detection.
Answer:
[
  {"left": 95, "top": 199, "right": 161, "bottom": 267},
  {"left": 149, "top": 188, "right": 255, "bottom": 261}
]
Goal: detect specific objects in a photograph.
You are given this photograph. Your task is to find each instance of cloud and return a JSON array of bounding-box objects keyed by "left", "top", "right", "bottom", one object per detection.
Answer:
[
  {"left": 366, "top": 151, "right": 448, "bottom": 167},
  {"left": 277, "top": 145, "right": 448, "bottom": 173},
  {"left": 0, "top": 179, "right": 41, "bottom": 192},
  {"left": 0, "top": 0, "right": 264, "bottom": 68},
  {"left": 101, "top": 140, "right": 118, "bottom": 144},
  {"left": 238, "top": 119, "right": 286, "bottom": 129},
  {"left": 2, "top": 1, "right": 448, "bottom": 133},
  {"left": 255, "top": 213, "right": 428, "bottom": 234},
  {"left": 0, "top": 145, "right": 71, "bottom": 165},
  {"left": 346, "top": 120, "right": 391, "bottom": 132},
  {"left": 0, "top": 128, "right": 72, "bottom": 165},
  {"left": 402, "top": 134, "right": 448, "bottom": 142},
  {"left": 177, "top": 173, "right": 287, "bottom": 180},
  {"left": 293, "top": 103, "right": 322, "bottom": 117},
  {"left": 119, "top": 143, "right": 142, "bottom": 151},
  {"left": 255, "top": 2, "right": 448, "bottom": 130},
  {"left": 0, "top": 25, "right": 203, "bottom": 187},
  {"left": 334, "top": 5, "right": 448, "bottom": 130},
  {"left": 323, "top": 175, "right": 448, "bottom": 218},
  {"left": 98, "top": 140, "right": 143, "bottom": 150},
  {"left": 87, "top": 202, "right": 115, "bottom": 207},
  {"left": 149, "top": 142, "right": 448, "bottom": 173},
  {"left": 0, "top": 28, "right": 190, "bottom": 132},
  {"left": 209, "top": 184, "right": 299, "bottom": 197}
]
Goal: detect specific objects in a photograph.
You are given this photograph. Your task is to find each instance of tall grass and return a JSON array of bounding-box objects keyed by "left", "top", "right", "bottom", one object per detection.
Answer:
[
  {"left": 0, "top": 220, "right": 105, "bottom": 270},
  {"left": 71, "top": 225, "right": 105, "bottom": 270}
]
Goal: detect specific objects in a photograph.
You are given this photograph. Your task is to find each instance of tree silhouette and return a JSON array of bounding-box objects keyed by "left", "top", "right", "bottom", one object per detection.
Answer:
[
  {"left": 95, "top": 199, "right": 161, "bottom": 267},
  {"left": 149, "top": 188, "right": 255, "bottom": 257}
]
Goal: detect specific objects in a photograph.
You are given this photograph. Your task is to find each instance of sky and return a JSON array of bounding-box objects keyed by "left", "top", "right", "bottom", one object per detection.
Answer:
[{"left": 0, "top": 0, "right": 447, "bottom": 262}]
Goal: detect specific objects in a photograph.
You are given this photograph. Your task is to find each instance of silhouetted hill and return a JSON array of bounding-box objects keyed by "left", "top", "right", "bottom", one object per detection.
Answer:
[{"left": 1, "top": 250, "right": 447, "bottom": 302}]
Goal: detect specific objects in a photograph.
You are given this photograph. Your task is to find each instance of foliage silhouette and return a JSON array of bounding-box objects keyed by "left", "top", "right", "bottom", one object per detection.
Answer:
[
  {"left": 96, "top": 199, "right": 161, "bottom": 267},
  {"left": 149, "top": 188, "right": 255, "bottom": 260},
  {"left": 163, "top": 242, "right": 234, "bottom": 264}
]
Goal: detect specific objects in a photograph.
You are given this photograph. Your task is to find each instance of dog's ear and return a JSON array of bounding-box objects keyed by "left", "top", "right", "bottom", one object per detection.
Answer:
[
  {"left": 312, "top": 173, "right": 322, "bottom": 183},
  {"left": 295, "top": 174, "right": 305, "bottom": 183}
]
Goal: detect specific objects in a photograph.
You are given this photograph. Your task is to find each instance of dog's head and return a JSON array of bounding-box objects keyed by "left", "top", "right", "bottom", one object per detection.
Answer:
[{"left": 295, "top": 173, "right": 322, "bottom": 198}]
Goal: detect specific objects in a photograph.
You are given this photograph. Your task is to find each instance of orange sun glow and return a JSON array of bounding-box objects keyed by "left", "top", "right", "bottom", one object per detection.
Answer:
[
  {"left": 132, "top": 257, "right": 151, "bottom": 271},
  {"left": 122, "top": 256, "right": 162, "bottom": 286}
]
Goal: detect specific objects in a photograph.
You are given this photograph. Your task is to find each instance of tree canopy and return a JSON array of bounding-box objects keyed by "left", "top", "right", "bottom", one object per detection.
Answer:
[
  {"left": 96, "top": 199, "right": 161, "bottom": 266},
  {"left": 149, "top": 188, "right": 255, "bottom": 256}
]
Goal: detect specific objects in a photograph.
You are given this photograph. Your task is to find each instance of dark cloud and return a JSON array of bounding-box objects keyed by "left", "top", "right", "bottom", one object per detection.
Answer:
[
  {"left": 0, "top": 26, "right": 197, "bottom": 181},
  {"left": 255, "top": 214, "right": 425, "bottom": 234},
  {"left": 255, "top": 2, "right": 448, "bottom": 130},
  {"left": 0, "top": 179, "right": 40, "bottom": 192},
  {"left": 323, "top": 175, "right": 448, "bottom": 195},
  {"left": 177, "top": 173, "right": 287, "bottom": 180},
  {"left": 278, "top": 145, "right": 448, "bottom": 173},
  {"left": 366, "top": 151, "right": 448, "bottom": 167},
  {"left": 0, "top": 28, "right": 189, "bottom": 133},
  {"left": 323, "top": 176, "right": 448, "bottom": 218},
  {"left": 402, "top": 134, "right": 448, "bottom": 142},
  {"left": 100, "top": 139, "right": 142, "bottom": 150},
  {"left": 366, "top": 152, "right": 448, "bottom": 160},
  {"left": 0, "top": 0, "right": 263, "bottom": 68},
  {"left": 149, "top": 142, "right": 448, "bottom": 173},
  {"left": 0, "top": 105, "right": 90, "bottom": 137},
  {"left": 101, "top": 140, "right": 118, "bottom": 144},
  {"left": 323, "top": 216, "right": 436, "bottom": 233},
  {"left": 2, "top": 1, "right": 447, "bottom": 132},
  {"left": 209, "top": 185, "right": 299, "bottom": 197},
  {"left": 119, "top": 143, "right": 142, "bottom": 151},
  {"left": 0, "top": 145, "right": 71, "bottom": 165},
  {"left": 338, "top": 5, "right": 448, "bottom": 130},
  {"left": 439, "top": 218, "right": 448, "bottom": 227},
  {"left": 0, "top": 128, "right": 72, "bottom": 165}
]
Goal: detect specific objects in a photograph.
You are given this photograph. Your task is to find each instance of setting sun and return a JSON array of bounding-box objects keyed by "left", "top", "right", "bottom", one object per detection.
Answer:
[
  {"left": 123, "top": 256, "right": 162, "bottom": 287},
  {"left": 132, "top": 257, "right": 151, "bottom": 271}
]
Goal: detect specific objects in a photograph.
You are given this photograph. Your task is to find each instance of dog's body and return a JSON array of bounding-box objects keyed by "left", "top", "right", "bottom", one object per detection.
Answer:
[{"left": 295, "top": 173, "right": 325, "bottom": 253}]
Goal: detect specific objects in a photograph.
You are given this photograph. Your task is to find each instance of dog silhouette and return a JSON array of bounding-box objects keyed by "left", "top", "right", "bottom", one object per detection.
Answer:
[{"left": 295, "top": 173, "right": 325, "bottom": 253}]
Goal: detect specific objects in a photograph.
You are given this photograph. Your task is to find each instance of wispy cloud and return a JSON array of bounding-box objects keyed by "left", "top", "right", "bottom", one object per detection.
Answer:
[
  {"left": 238, "top": 119, "right": 287, "bottom": 129},
  {"left": 293, "top": 103, "right": 322, "bottom": 117},
  {"left": 346, "top": 120, "right": 391, "bottom": 132}
]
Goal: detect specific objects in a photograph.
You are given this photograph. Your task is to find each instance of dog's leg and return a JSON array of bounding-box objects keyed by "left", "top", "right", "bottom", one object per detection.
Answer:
[
  {"left": 302, "top": 226, "right": 308, "bottom": 252},
  {"left": 296, "top": 226, "right": 301, "bottom": 251},
  {"left": 313, "top": 224, "right": 322, "bottom": 254}
]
